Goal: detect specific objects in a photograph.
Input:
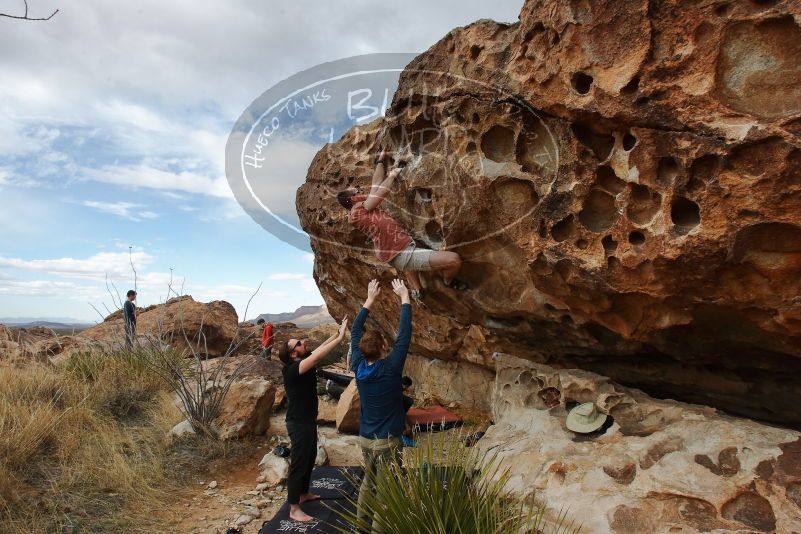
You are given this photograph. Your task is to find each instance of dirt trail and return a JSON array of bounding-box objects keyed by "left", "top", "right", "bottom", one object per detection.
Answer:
[
  {"left": 159, "top": 417, "right": 359, "bottom": 534},
  {"left": 161, "top": 411, "right": 486, "bottom": 533},
  {"left": 159, "top": 437, "right": 282, "bottom": 534}
]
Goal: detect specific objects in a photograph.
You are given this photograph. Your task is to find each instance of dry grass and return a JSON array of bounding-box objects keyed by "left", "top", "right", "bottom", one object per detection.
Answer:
[{"left": 0, "top": 349, "right": 232, "bottom": 534}]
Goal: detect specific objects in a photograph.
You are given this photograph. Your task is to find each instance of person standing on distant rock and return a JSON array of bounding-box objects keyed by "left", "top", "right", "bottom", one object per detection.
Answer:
[
  {"left": 123, "top": 290, "right": 137, "bottom": 350},
  {"left": 278, "top": 315, "right": 348, "bottom": 522},
  {"left": 351, "top": 278, "right": 411, "bottom": 533},
  {"left": 256, "top": 318, "right": 274, "bottom": 358},
  {"left": 337, "top": 148, "right": 468, "bottom": 302}
]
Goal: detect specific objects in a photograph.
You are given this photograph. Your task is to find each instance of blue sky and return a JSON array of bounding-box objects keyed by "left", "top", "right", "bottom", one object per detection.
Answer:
[{"left": 0, "top": 0, "right": 523, "bottom": 322}]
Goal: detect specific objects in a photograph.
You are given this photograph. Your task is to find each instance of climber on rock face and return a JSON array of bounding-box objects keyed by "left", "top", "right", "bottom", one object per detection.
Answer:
[{"left": 336, "top": 148, "right": 467, "bottom": 301}]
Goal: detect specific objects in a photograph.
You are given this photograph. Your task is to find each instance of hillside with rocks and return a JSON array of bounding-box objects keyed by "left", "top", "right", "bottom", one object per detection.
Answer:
[{"left": 254, "top": 304, "right": 335, "bottom": 328}]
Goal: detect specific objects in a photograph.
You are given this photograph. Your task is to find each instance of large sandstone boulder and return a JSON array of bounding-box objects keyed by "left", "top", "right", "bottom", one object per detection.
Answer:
[
  {"left": 80, "top": 295, "right": 239, "bottom": 358},
  {"left": 211, "top": 377, "right": 276, "bottom": 440},
  {"left": 479, "top": 355, "right": 801, "bottom": 534},
  {"left": 37, "top": 335, "right": 98, "bottom": 362},
  {"left": 201, "top": 353, "right": 283, "bottom": 383},
  {"left": 170, "top": 355, "right": 279, "bottom": 440},
  {"left": 335, "top": 380, "right": 361, "bottom": 433},
  {"left": 298, "top": 0, "right": 801, "bottom": 427}
]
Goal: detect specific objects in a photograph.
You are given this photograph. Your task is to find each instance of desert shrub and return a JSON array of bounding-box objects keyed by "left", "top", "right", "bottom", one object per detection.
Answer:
[
  {"left": 136, "top": 312, "right": 261, "bottom": 437},
  {"left": 335, "top": 431, "right": 581, "bottom": 534},
  {"left": 0, "top": 348, "right": 205, "bottom": 534},
  {"left": 62, "top": 350, "right": 167, "bottom": 421}
]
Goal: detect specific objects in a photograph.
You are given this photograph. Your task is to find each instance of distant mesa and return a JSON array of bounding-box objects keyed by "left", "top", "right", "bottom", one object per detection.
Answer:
[{"left": 0, "top": 318, "right": 92, "bottom": 333}]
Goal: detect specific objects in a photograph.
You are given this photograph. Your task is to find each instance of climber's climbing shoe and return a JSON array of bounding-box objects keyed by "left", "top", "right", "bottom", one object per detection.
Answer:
[
  {"left": 410, "top": 288, "right": 426, "bottom": 304},
  {"left": 447, "top": 278, "right": 469, "bottom": 291}
]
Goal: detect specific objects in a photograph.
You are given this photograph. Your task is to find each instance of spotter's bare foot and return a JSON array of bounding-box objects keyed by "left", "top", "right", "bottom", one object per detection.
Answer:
[
  {"left": 299, "top": 493, "right": 320, "bottom": 503},
  {"left": 289, "top": 506, "right": 314, "bottom": 522}
]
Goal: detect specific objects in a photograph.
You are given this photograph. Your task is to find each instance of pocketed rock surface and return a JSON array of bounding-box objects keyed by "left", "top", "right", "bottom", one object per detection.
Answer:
[
  {"left": 298, "top": 0, "right": 801, "bottom": 427},
  {"left": 478, "top": 355, "right": 801, "bottom": 534}
]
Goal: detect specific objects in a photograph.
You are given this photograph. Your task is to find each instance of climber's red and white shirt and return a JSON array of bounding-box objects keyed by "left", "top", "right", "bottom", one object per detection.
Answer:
[{"left": 349, "top": 201, "right": 412, "bottom": 263}]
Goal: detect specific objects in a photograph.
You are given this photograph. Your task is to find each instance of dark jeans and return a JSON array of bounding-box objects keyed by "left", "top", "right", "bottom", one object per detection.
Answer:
[
  {"left": 286, "top": 421, "right": 317, "bottom": 505},
  {"left": 124, "top": 322, "right": 136, "bottom": 351}
]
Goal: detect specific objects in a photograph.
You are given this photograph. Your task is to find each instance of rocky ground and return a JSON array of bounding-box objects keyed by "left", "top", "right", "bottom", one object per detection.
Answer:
[
  {"left": 6, "top": 278, "right": 800, "bottom": 532},
  {"left": 161, "top": 415, "right": 480, "bottom": 533},
  {"left": 159, "top": 436, "right": 281, "bottom": 534}
]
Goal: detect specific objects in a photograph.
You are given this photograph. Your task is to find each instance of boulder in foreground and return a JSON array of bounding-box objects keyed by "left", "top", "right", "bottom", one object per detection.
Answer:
[
  {"left": 478, "top": 355, "right": 801, "bottom": 534},
  {"left": 211, "top": 377, "right": 276, "bottom": 440},
  {"left": 335, "top": 380, "right": 360, "bottom": 434}
]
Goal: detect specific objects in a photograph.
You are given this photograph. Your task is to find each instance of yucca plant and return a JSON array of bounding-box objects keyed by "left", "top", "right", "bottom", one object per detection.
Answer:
[{"left": 332, "top": 431, "right": 581, "bottom": 534}]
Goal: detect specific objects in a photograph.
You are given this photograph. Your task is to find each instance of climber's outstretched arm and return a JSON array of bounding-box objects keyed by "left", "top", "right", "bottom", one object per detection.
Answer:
[
  {"left": 370, "top": 149, "right": 387, "bottom": 193},
  {"left": 363, "top": 166, "right": 401, "bottom": 211}
]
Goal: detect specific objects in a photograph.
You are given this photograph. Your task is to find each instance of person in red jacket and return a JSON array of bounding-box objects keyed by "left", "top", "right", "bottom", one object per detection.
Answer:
[
  {"left": 257, "top": 318, "right": 274, "bottom": 358},
  {"left": 336, "top": 148, "right": 468, "bottom": 302}
]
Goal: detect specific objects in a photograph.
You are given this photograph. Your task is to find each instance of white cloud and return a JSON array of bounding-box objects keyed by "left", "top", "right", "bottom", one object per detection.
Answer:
[
  {"left": 161, "top": 191, "right": 188, "bottom": 200},
  {"left": 81, "top": 200, "right": 159, "bottom": 221},
  {"left": 197, "top": 197, "right": 247, "bottom": 221},
  {"left": 0, "top": 280, "right": 79, "bottom": 296},
  {"left": 81, "top": 164, "right": 233, "bottom": 198},
  {"left": 93, "top": 100, "right": 171, "bottom": 132},
  {"left": 0, "top": 251, "right": 155, "bottom": 280},
  {"left": 0, "top": 1, "right": 522, "bottom": 122},
  {"left": 80, "top": 163, "right": 233, "bottom": 199}
]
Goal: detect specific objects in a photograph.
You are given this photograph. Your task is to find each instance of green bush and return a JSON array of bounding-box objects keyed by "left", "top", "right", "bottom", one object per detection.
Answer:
[{"left": 334, "top": 431, "right": 581, "bottom": 534}]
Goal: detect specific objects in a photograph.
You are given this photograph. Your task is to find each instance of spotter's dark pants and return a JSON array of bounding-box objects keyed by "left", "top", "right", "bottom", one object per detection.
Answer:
[
  {"left": 286, "top": 421, "right": 317, "bottom": 505},
  {"left": 124, "top": 322, "right": 136, "bottom": 350}
]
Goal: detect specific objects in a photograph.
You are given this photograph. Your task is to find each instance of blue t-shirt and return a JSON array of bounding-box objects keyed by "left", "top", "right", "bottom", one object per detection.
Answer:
[{"left": 350, "top": 303, "right": 412, "bottom": 439}]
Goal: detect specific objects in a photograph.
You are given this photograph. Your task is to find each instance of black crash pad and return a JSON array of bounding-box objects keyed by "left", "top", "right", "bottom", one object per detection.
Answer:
[{"left": 259, "top": 466, "right": 363, "bottom": 534}]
